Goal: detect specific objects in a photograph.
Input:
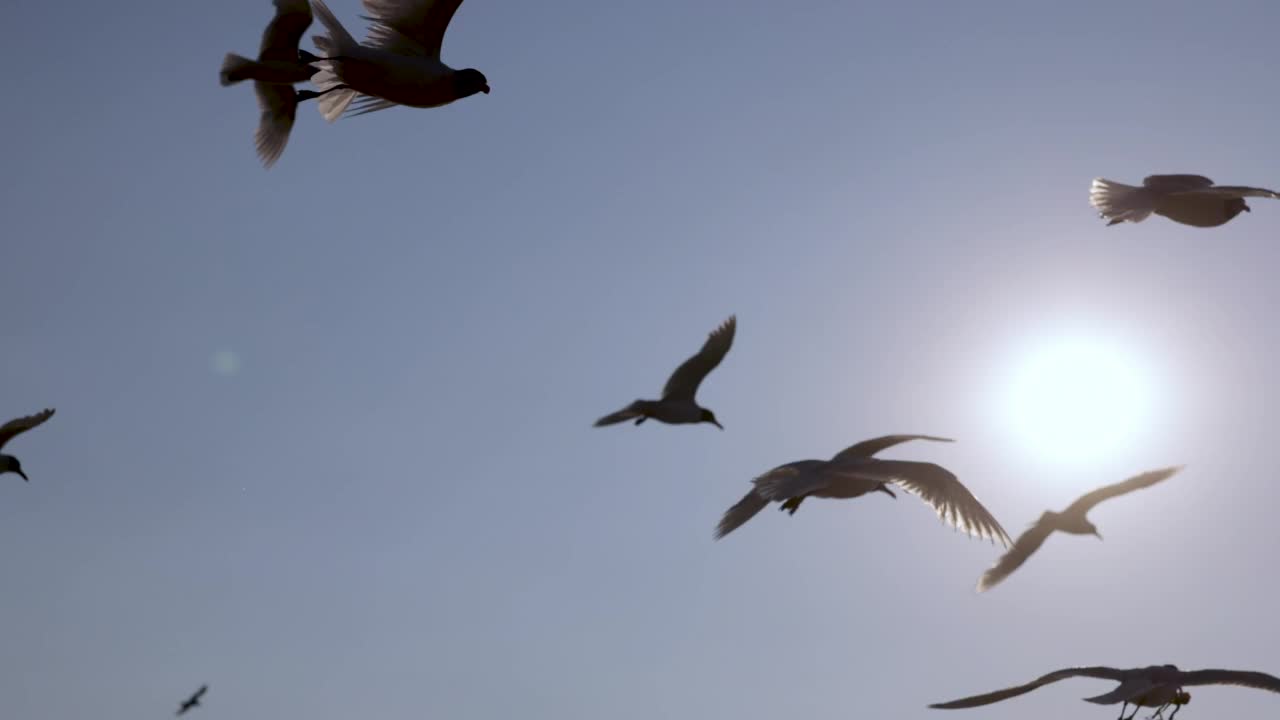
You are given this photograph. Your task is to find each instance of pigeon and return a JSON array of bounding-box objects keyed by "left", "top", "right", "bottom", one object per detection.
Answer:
[
  {"left": 0, "top": 409, "right": 55, "bottom": 482},
  {"left": 176, "top": 684, "right": 208, "bottom": 716},
  {"left": 714, "top": 434, "right": 1012, "bottom": 546},
  {"left": 1091, "top": 174, "right": 1280, "bottom": 228},
  {"left": 975, "top": 466, "right": 1181, "bottom": 592},
  {"left": 929, "top": 664, "right": 1280, "bottom": 720},
  {"left": 307, "top": 0, "right": 490, "bottom": 122},
  {"left": 595, "top": 315, "right": 735, "bottom": 431},
  {"left": 220, "top": 0, "right": 336, "bottom": 167}
]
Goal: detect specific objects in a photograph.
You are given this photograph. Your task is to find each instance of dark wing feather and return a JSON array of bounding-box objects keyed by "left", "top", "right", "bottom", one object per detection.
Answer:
[
  {"left": 1183, "top": 185, "right": 1280, "bottom": 200},
  {"left": 260, "top": 0, "right": 313, "bottom": 63},
  {"left": 361, "top": 0, "right": 465, "bottom": 59},
  {"left": 1178, "top": 669, "right": 1280, "bottom": 693},
  {"left": 1063, "top": 466, "right": 1182, "bottom": 517},
  {"left": 855, "top": 459, "right": 1013, "bottom": 547},
  {"left": 976, "top": 515, "right": 1056, "bottom": 592},
  {"left": 1142, "top": 174, "right": 1215, "bottom": 192},
  {"left": 593, "top": 402, "right": 643, "bottom": 427},
  {"left": 828, "top": 434, "right": 954, "bottom": 464},
  {"left": 713, "top": 489, "right": 769, "bottom": 540},
  {"left": 0, "top": 408, "right": 55, "bottom": 451},
  {"left": 661, "top": 316, "right": 736, "bottom": 401},
  {"left": 929, "top": 667, "right": 1128, "bottom": 709},
  {"left": 253, "top": 82, "right": 299, "bottom": 168}
]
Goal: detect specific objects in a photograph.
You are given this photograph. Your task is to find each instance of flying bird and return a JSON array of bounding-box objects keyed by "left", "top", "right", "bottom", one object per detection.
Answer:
[
  {"left": 176, "top": 684, "right": 208, "bottom": 716},
  {"left": 1091, "top": 174, "right": 1280, "bottom": 228},
  {"left": 220, "top": 0, "right": 334, "bottom": 168},
  {"left": 929, "top": 664, "right": 1280, "bottom": 720},
  {"left": 975, "top": 466, "right": 1181, "bottom": 592},
  {"left": 307, "top": 0, "right": 490, "bottom": 122},
  {"left": 595, "top": 315, "right": 735, "bottom": 431},
  {"left": 714, "top": 434, "right": 1012, "bottom": 547},
  {"left": 0, "top": 409, "right": 55, "bottom": 482}
]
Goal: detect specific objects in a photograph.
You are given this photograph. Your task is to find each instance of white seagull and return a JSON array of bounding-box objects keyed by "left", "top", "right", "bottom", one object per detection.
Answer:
[
  {"left": 714, "top": 434, "right": 1012, "bottom": 546},
  {"left": 595, "top": 315, "right": 735, "bottom": 431},
  {"left": 308, "top": 0, "right": 490, "bottom": 122},
  {"left": 0, "top": 409, "right": 55, "bottom": 482},
  {"left": 929, "top": 664, "right": 1280, "bottom": 720},
  {"left": 976, "top": 465, "right": 1182, "bottom": 592},
  {"left": 220, "top": 0, "right": 330, "bottom": 168},
  {"left": 1091, "top": 174, "right": 1280, "bottom": 227}
]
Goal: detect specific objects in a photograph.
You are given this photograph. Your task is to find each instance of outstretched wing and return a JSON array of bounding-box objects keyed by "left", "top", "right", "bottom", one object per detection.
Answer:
[
  {"left": 856, "top": 460, "right": 1012, "bottom": 547},
  {"left": 0, "top": 409, "right": 55, "bottom": 451},
  {"left": 975, "top": 515, "right": 1056, "bottom": 592},
  {"left": 929, "top": 667, "right": 1127, "bottom": 709},
  {"left": 661, "top": 316, "right": 736, "bottom": 401},
  {"left": 1063, "top": 466, "right": 1182, "bottom": 517},
  {"left": 828, "top": 434, "right": 954, "bottom": 464},
  {"left": 1142, "top": 174, "right": 1215, "bottom": 192},
  {"left": 253, "top": 82, "right": 299, "bottom": 168},
  {"left": 361, "top": 0, "right": 466, "bottom": 59},
  {"left": 593, "top": 401, "right": 644, "bottom": 427},
  {"left": 260, "top": 0, "right": 313, "bottom": 62},
  {"left": 714, "top": 489, "right": 769, "bottom": 540},
  {"left": 1184, "top": 185, "right": 1280, "bottom": 200},
  {"left": 1177, "top": 669, "right": 1280, "bottom": 693}
]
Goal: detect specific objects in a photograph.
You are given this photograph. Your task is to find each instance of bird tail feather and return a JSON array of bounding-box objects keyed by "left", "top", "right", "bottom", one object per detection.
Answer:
[
  {"left": 714, "top": 490, "right": 769, "bottom": 540},
  {"left": 309, "top": 0, "right": 359, "bottom": 121},
  {"left": 1090, "top": 178, "right": 1154, "bottom": 225},
  {"left": 220, "top": 53, "right": 258, "bottom": 86}
]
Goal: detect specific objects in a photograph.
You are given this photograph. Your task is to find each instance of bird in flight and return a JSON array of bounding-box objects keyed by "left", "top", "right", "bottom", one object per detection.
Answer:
[
  {"left": 595, "top": 315, "right": 736, "bottom": 431},
  {"left": 975, "top": 465, "right": 1182, "bottom": 592},
  {"left": 176, "top": 684, "right": 208, "bottom": 716},
  {"left": 714, "top": 434, "right": 1012, "bottom": 547},
  {"left": 0, "top": 409, "right": 55, "bottom": 482},
  {"left": 929, "top": 664, "right": 1280, "bottom": 719},
  {"left": 308, "top": 0, "right": 490, "bottom": 122},
  {"left": 1091, "top": 174, "right": 1280, "bottom": 227}
]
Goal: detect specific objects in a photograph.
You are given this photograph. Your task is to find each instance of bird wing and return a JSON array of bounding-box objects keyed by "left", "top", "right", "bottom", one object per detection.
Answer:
[
  {"left": 975, "top": 514, "right": 1056, "bottom": 592},
  {"left": 0, "top": 409, "right": 55, "bottom": 451},
  {"left": 828, "top": 434, "right": 954, "bottom": 464},
  {"left": 929, "top": 667, "right": 1128, "bottom": 709},
  {"left": 593, "top": 401, "right": 644, "bottom": 427},
  {"left": 1063, "top": 466, "right": 1182, "bottom": 517},
  {"left": 851, "top": 459, "right": 1013, "bottom": 547},
  {"left": 345, "top": 95, "right": 400, "bottom": 117},
  {"left": 360, "top": 0, "right": 465, "bottom": 59},
  {"left": 1178, "top": 185, "right": 1280, "bottom": 200},
  {"left": 661, "top": 316, "right": 736, "bottom": 401},
  {"left": 1082, "top": 676, "right": 1163, "bottom": 704},
  {"left": 1142, "top": 174, "right": 1215, "bottom": 192},
  {"left": 260, "top": 0, "right": 313, "bottom": 63},
  {"left": 1177, "top": 669, "right": 1280, "bottom": 693},
  {"left": 714, "top": 489, "right": 769, "bottom": 540},
  {"left": 253, "top": 82, "right": 299, "bottom": 168},
  {"left": 750, "top": 461, "right": 830, "bottom": 501}
]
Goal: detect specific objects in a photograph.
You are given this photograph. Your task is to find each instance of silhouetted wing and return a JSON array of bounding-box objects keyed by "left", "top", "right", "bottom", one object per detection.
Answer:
[
  {"left": 194, "top": 685, "right": 207, "bottom": 700},
  {"left": 976, "top": 515, "right": 1055, "bottom": 592},
  {"left": 1142, "top": 174, "right": 1214, "bottom": 192},
  {"left": 750, "top": 461, "right": 829, "bottom": 502},
  {"left": 714, "top": 489, "right": 769, "bottom": 540},
  {"left": 1178, "top": 669, "right": 1280, "bottom": 693},
  {"left": 1083, "top": 676, "right": 1162, "bottom": 704},
  {"left": 253, "top": 82, "right": 299, "bottom": 168},
  {"left": 929, "top": 667, "right": 1127, "bottom": 709},
  {"left": 361, "top": 0, "right": 465, "bottom": 59},
  {"left": 260, "top": 0, "right": 313, "bottom": 63},
  {"left": 1064, "top": 466, "right": 1182, "bottom": 516},
  {"left": 0, "top": 409, "right": 55, "bottom": 451},
  {"left": 593, "top": 402, "right": 643, "bottom": 427},
  {"left": 1184, "top": 185, "right": 1280, "bottom": 200},
  {"left": 829, "top": 434, "right": 954, "bottom": 464},
  {"left": 855, "top": 459, "right": 1013, "bottom": 547},
  {"left": 661, "top": 316, "right": 736, "bottom": 401}
]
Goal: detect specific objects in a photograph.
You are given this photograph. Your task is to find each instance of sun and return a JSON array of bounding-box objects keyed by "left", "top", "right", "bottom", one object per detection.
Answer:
[{"left": 1002, "top": 337, "right": 1154, "bottom": 465}]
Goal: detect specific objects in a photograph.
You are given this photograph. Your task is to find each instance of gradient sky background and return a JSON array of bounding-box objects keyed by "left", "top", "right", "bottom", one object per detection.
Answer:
[{"left": 3, "top": 1, "right": 1280, "bottom": 718}]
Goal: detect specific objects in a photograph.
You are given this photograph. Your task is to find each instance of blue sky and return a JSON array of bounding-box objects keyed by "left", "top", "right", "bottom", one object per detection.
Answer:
[{"left": 3, "top": 1, "right": 1280, "bottom": 718}]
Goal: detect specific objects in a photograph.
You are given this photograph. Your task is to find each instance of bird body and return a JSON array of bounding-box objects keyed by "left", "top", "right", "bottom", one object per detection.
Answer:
[
  {"left": 176, "top": 684, "right": 208, "bottom": 715},
  {"left": 0, "top": 409, "right": 55, "bottom": 482},
  {"left": 1091, "top": 174, "right": 1279, "bottom": 227}
]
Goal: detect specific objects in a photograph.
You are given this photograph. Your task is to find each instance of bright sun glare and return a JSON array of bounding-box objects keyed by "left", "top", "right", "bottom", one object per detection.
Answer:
[{"left": 1004, "top": 338, "right": 1153, "bottom": 465}]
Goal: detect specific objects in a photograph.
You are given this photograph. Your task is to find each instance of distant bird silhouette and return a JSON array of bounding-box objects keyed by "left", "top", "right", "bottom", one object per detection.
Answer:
[
  {"left": 220, "top": 0, "right": 333, "bottom": 167},
  {"left": 308, "top": 0, "right": 490, "bottom": 122},
  {"left": 1091, "top": 174, "right": 1280, "bottom": 227},
  {"left": 714, "top": 434, "right": 1012, "bottom": 547},
  {"left": 975, "top": 466, "right": 1182, "bottom": 592},
  {"left": 929, "top": 664, "right": 1280, "bottom": 719},
  {"left": 0, "top": 409, "right": 55, "bottom": 482},
  {"left": 595, "top": 315, "right": 735, "bottom": 430},
  {"left": 176, "top": 685, "right": 208, "bottom": 716}
]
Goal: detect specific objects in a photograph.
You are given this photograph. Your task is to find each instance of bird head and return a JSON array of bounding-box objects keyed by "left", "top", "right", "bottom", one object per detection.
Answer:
[
  {"left": 455, "top": 68, "right": 490, "bottom": 96},
  {"left": 1, "top": 456, "right": 26, "bottom": 481},
  {"left": 700, "top": 409, "right": 723, "bottom": 430}
]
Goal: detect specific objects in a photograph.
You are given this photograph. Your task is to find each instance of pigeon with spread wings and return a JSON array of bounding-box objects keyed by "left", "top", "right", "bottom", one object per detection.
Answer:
[
  {"left": 1, "top": 409, "right": 55, "bottom": 482},
  {"left": 1091, "top": 174, "right": 1280, "bottom": 227},
  {"left": 975, "top": 466, "right": 1182, "bottom": 592},
  {"left": 595, "top": 316, "right": 735, "bottom": 430}
]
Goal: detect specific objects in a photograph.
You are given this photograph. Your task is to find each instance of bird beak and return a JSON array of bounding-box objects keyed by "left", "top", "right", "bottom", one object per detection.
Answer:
[
  {"left": 16, "top": 469, "right": 28, "bottom": 482},
  {"left": 712, "top": 420, "right": 724, "bottom": 430},
  {"left": 1244, "top": 205, "right": 1251, "bottom": 212},
  {"left": 482, "top": 85, "right": 490, "bottom": 94},
  {"left": 1093, "top": 530, "right": 1103, "bottom": 540}
]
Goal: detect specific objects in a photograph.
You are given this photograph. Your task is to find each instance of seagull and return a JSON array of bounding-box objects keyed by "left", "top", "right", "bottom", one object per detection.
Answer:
[
  {"left": 929, "top": 664, "right": 1280, "bottom": 720},
  {"left": 714, "top": 434, "right": 1013, "bottom": 546},
  {"left": 1091, "top": 174, "right": 1280, "bottom": 227},
  {"left": 220, "top": 0, "right": 337, "bottom": 168},
  {"left": 0, "top": 409, "right": 55, "bottom": 482},
  {"left": 975, "top": 466, "right": 1182, "bottom": 592},
  {"left": 595, "top": 315, "right": 735, "bottom": 431},
  {"left": 307, "top": 0, "right": 490, "bottom": 122},
  {"left": 176, "top": 684, "right": 208, "bottom": 716}
]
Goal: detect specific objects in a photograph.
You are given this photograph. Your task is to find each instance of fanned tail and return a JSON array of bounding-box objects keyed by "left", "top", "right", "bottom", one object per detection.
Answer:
[
  {"left": 220, "top": 53, "right": 257, "bottom": 86},
  {"left": 308, "top": 0, "right": 359, "bottom": 121},
  {"left": 1090, "top": 178, "right": 1154, "bottom": 225}
]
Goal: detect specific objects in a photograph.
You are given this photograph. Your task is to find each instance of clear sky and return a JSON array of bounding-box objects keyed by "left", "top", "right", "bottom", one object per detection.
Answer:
[{"left": 3, "top": 1, "right": 1279, "bottom": 718}]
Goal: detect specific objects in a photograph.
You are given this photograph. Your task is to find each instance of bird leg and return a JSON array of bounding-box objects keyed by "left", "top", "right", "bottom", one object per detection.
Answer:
[
  {"left": 633, "top": 416, "right": 647, "bottom": 426},
  {"left": 1116, "top": 701, "right": 1137, "bottom": 720},
  {"left": 779, "top": 496, "right": 806, "bottom": 515},
  {"left": 296, "top": 84, "right": 351, "bottom": 103},
  {"left": 874, "top": 484, "right": 897, "bottom": 499}
]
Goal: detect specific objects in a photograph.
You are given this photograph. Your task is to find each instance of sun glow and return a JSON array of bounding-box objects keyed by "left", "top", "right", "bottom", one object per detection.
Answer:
[{"left": 1003, "top": 337, "right": 1154, "bottom": 465}]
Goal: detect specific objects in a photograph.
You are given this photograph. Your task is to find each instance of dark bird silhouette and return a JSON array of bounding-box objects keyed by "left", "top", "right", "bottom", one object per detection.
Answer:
[
  {"left": 595, "top": 315, "right": 735, "bottom": 430},
  {"left": 176, "top": 685, "right": 208, "bottom": 716},
  {"left": 0, "top": 409, "right": 55, "bottom": 482},
  {"left": 976, "top": 466, "right": 1182, "bottom": 592},
  {"left": 1091, "top": 174, "right": 1280, "bottom": 227},
  {"left": 714, "top": 434, "right": 1012, "bottom": 547},
  {"left": 929, "top": 664, "right": 1280, "bottom": 719}
]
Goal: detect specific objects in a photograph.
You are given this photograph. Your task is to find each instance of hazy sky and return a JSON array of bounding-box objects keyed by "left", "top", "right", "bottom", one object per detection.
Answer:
[{"left": 3, "top": 1, "right": 1280, "bottom": 718}]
